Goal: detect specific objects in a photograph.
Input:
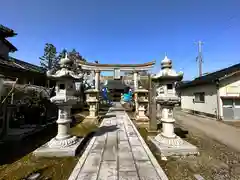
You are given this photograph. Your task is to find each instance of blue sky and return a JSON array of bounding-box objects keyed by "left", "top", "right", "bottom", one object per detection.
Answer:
[{"left": 2, "top": 0, "right": 240, "bottom": 80}]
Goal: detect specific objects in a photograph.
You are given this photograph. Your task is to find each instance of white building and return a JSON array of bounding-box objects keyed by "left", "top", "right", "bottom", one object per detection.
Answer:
[{"left": 177, "top": 63, "right": 240, "bottom": 120}]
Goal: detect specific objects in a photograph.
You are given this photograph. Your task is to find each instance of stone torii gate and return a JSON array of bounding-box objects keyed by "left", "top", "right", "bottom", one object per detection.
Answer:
[
  {"left": 76, "top": 60, "right": 155, "bottom": 119},
  {"left": 76, "top": 60, "right": 155, "bottom": 87}
]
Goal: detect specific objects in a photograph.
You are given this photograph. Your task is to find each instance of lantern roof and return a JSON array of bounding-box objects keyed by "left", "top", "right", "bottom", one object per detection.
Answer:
[
  {"left": 47, "top": 53, "right": 83, "bottom": 80},
  {"left": 152, "top": 55, "right": 183, "bottom": 81}
]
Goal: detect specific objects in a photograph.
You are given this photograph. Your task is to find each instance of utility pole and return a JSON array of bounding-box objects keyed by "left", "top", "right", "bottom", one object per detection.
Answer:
[{"left": 196, "top": 41, "right": 203, "bottom": 77}]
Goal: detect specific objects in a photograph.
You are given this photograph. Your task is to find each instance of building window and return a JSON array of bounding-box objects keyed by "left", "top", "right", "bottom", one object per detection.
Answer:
[
  {"left": 222, "top": 99, "right": 233, "bottom": 107},
  {"left": 59, "top": 84, "right": 65, "bottom": 89},
  {"left": 194, "top": 92, "right": 205, "bottom": 103},
  {"left": 167, "top": 84, "right": 173, "bottom": 90},
  {"left": 234, "top": 99, "right": 240, "bottom": 107}
]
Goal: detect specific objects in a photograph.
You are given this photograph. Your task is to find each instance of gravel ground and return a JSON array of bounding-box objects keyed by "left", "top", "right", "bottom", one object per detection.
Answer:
[
  {"left": 223, "top": 121, "right": 240, "bottom": 129},
  {"left": 157, "top": 127, "right": 240, "bottom": 180},
  {"left": 128, "top": 111, "right": 240, "bottom": 180},
  {"left": 141, "top": 126, "right": 240, "bottom": 180}
]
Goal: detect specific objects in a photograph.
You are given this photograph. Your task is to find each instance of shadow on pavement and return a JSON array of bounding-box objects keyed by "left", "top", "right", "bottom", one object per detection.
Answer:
[
  {"left": 75, "top": 125, "right": 119, "bottom": 155},
  {"left": 109, "top": 109, "right": 125, "bottom": 112},
  {"left": 101, "top": 114, "right": 116, "bottom": 118},
  {"left": 94, "top": 125, "right": 119, "bottom": 136}
]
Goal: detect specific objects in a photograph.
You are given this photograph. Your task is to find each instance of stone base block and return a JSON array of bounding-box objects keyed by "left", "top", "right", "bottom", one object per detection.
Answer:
[
  {"left": 134, "top": 121, "right": 149, "bottom": 128},
  {"left": 148, "top": 136, "right": 199, "bottom": 159},
  {"left": 134, "top": 116, "right": 149, "bottom": 127},
  {"left": 145, "top": 127, "right": 160, "bottom": 134},
  {"left": 135, "top": 116, "right": 149, "bottom": 122},
  {"left": 85, "top": 116, "right": 100, "bottom": 124},
  {"left": 33, "top": 138, "right": 83, "bottom": 157}
]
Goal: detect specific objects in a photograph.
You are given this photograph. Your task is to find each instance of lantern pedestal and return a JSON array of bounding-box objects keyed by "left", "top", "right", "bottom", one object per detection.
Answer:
[{"left": 34, "top": 98, "right": 83, "bottom": 157}]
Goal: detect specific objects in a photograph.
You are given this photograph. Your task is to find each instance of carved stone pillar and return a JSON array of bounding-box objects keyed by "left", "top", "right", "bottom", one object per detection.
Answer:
[
  {"left": 133, "top": 71, "right": 138, "bottom": 90},
  {"left": 95, "top": 70, "right": 100, "bottom": 90},
  {"left": 158, "top": 105, "right": 176, "bottom": 139},
  {"left": 133, "top": 71, "right": 139, "bottom": 114},
  {"left": 55, "top": 107, "right": 71, "bottom": 140},
  {"left": 94, "top": 70, "right": 100, "bottom": 112}
]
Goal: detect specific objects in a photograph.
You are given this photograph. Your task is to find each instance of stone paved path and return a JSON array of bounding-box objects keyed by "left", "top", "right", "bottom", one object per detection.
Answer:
[{"left": 69, "top": 103, "right": 168, "bottom": 180}]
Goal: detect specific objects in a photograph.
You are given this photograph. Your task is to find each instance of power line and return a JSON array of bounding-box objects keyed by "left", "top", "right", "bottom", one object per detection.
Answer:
[
  {"left": 152, "top": 15, "right": 238, "bottom": 77},
  {"left": 177, "top": 15, "right": 238, "bottom": 70}
]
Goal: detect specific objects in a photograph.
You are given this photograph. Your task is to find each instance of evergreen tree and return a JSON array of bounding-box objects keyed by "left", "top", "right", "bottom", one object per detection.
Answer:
[
  {"left": 55, "top": 49, "right": 68, "bottom": 69},
  {"left": 71, "top": 48, "right": 77, "bottom": 54},
  {"left": 39, "top": 43, "right": 57, "bottom": 70},
  {"left": 69, "top": 48, "right": 86, "bottom": 62},
  {"left": 58, "top": 49, "right": 67, "bottom": 59}
]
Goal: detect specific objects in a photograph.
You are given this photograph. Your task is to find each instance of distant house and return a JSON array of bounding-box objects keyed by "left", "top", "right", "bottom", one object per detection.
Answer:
[
  {"left": 177, "top": 63, "right": 240, "bottom": 120},
  {"left": 0, "top": 24, "right": 48, "bottom": 87}
]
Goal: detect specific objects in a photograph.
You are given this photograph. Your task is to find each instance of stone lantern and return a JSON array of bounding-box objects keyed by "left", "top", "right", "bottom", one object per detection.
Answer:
[
  {"left": 85, "top": 89, "right": 99, "bottom": 122},
  {"left": 135, "top": 88, "right": 149, "bottom": 123},
  {"left": 149, "top": 55, "right": 198, "bottom": 159},
  {"left": 84, "top": 69, "right": 100, "bottom": 123},
  {"left": 34, "top": 53, "right": 84, "bottom": 157}
]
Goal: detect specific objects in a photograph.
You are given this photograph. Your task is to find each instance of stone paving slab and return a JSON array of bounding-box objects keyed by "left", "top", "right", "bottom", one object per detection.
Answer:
[{"left": 69, "top": 103, "right": 168, "bottom": 180}]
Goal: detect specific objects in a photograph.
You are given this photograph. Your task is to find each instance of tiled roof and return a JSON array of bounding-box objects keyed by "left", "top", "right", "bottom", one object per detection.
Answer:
[
  {"left": 0, "top": 24, "right": 17, "bottom": 37},
  {"left": 0, "top": 57, "right": 21, "bottom": 69},
  {"left": 0, "top": 56, "right": 45, "bottom": 74},
  {"left": 175, "top": 81, "right": 191, "bottom": 89},
  {"left": 0, "top": 24, "right": 17, "bottom": 51},
  {"left": 2, "top": 38, "right": 17, "bottom": 52},
  {"left": 103, "top": 79, "right": 129, "bottom": 90},
  {"left": 9, "top": 57, "right": 45, "bottom": 73},
  {"left": 178, "top": 63, "right": 240, "bottom": 89}
]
